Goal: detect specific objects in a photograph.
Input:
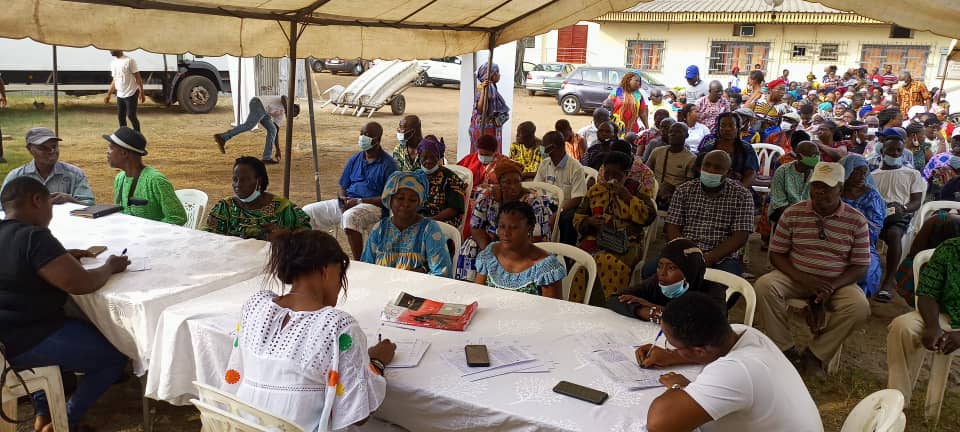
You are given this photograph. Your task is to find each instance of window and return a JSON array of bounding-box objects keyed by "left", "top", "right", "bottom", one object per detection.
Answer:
[
  {"left": 791, "top": 45, "right": 809, "bottom": 58},
  {"left": 580, "top": 68, "right": 605, "bottom": 83},
  {"left": 860, "top": 45, "right": 929, "bottom": 80},
  {"left": 819, "top": 44, "right": 839, "bottom": 61},
  {"left": 625, "top": 40, "right": 665, "bottom": 71},
  {"left": 521, "top": 37, "right": 536, "bottom": 49},
  {"left": 708, "top": 41, "right": 770, "bottom": 74},
  {"left": 607, "top": 69, "right": 624, "bottom": 85},
  {"left": 890, "top": 25, "right": 913, "bottom": 39}
]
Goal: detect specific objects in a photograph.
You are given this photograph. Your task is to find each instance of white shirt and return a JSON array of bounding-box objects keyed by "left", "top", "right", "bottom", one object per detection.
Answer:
[
  {"left": 578, "top": 124, "right": 599, "bottom": 148},
  {"left": 872, "top": 165, "right": 925, "bottom": 205},
  {"left": 258, "top": 95, "right": 287, "bottom": 126},
  {"left": 534, "top": 155, "right": 587, "bottom": 201},
  {"left": 685, "top": 122, "right": 711, "bottom": 153},
  {"left": 647, "top": 101, "right": 670, "bottom": 128},
  {"left": 728, "top": 76, "right": 741, "bottom": 89},
  {"left": 110, "top": 56, "right": 140, "bottom": 98},
  {"left": 685, "top": 325, "right": 823, "bottom": 432},
  {"left": 687, "top": 80, "right": 710, "bottom": 101}
]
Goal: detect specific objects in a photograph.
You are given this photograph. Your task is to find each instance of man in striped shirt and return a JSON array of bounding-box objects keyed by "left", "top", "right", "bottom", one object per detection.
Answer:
[{"left": 756, "top": 162, "right": 872, "bottom": 376}]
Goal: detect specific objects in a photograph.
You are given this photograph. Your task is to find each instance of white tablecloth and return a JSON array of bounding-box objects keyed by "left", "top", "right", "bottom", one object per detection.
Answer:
[
  {"left": 47, "top": 203, "right": 270, "bottom": 374},
  {"left": 147, "top": 261, "right": 667, "bottom": 431}
]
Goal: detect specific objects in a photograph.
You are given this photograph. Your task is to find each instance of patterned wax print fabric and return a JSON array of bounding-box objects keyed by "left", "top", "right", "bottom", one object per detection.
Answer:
[
  {"left": 420, "top": 167, "right": 467, "bottom": 228},
  {"left": 205, "top": 196, "right": 310, "bottom": 240},
  {"left": 361, "top": 217, "right": 452, "bottom": 278},
  {"left": 475, "top": 243, "right": 566, "bottom": 296}
]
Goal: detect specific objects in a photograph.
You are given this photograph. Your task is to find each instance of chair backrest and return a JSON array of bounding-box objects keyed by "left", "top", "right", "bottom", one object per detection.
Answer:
[
  {"left": 193, "top": 381, "right": 303, "bottom": 431},
  {"left": 913, "top": 200, "right": 960, "bottom": 233},
  {"left": 437, "top": 221, "right": 462, "bottom": 265},
  {"left": 840, "top": 389, "right": 906, "bottom": 432},
  {"left": 523, "top": 181, "right": 565, "bottom": 242},
  {"left": 582, "top": 166, "right": 599, "bottom": 187},
  {"left": 175, "top": 189, "right": 209, "bottom": 230},
  {"left": 192, "top": 399, "right": 273, "bottom": 432},
  {"left": 537, "top": 242, "right": 597, "bottom": 304},
  {"left": 752, "top": 143, "right": 786, "bottom": 178},
  {"left": 446, "top": 164, "right": 474, "bottom": 191},
  {"left": 912, "top": 248, "right": 936, "bottom": 304},
  {"left": 704, "top": 269, "right": 757, "bottom": 327}
]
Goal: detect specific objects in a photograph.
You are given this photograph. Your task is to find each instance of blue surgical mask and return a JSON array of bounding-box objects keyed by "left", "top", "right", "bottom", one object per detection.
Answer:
[
  {"left": 396, "top": 132, "right": 407, "bottom": 145},
  {"left": 700, "top": 171, "right": 724, "bottom": 188},
  {"left": 539, "top": 146, "right": 549, "bottom": 158},
  {"left": 949, "top": 156, "right": 960, "bottom": 170},
  {"left": 478, "top": 154, "right": 494, "bottom": 165},
  {"left": 421, "top": 164, "right": 440, "bottom": 175},
  {"left": 358, "top": 135, "right": 375, "bottom": 151},
  {"left": 659, "top": 279, "right": 689, "bottom": 299},
  {"left": 883, "top": 155, "right": 903, "bottom": 167},
  {"left": 236, "top": 186, "right": 261, "bottom": 204}
]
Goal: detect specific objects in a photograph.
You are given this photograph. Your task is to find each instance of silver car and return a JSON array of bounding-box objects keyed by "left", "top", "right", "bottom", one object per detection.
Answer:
[{"left": 525, "top": 63, "right": 576, "bottom": 96}]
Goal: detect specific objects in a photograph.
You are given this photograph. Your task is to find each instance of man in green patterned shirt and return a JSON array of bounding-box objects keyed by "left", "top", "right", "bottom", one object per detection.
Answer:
[
  {"left": 105, "top": 127, "right": 186, "bottom": 226},
  {"left": 887, "top": 237, "right": 960, "bottom": 403}
]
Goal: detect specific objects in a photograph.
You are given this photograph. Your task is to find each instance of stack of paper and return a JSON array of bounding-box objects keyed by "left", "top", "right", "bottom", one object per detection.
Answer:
[
  {"left": 386, "top": 340, "right": 431, "bottom": 368},
  {"left": 81, "top": 255, "right": 152, "bottom": 272},
  {"left": 589, "top": 346, "right": 702, "bottom": 390},
  {"left": 440, "top": 340, "right": 555, "bottom": 382}
]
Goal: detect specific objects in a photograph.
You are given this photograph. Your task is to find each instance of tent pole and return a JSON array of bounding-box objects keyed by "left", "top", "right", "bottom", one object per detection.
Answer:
[
  {"left": 236, "top": 56, "right": 243, "bottom": 126},
  {"left": 282, "top": 20, "right": 299, "bottom": 198},
  {"left": 52, "top": 45, "right": 59, "bottom": 135},
  {"left": 478, "top": 31, "right": 496, "bottom": 136},
  {"left": 305, "top": 57, "right": 321, "bottom": 201},
  {"left": 938, "top": 60, "right": 949, "bottom": 105}
]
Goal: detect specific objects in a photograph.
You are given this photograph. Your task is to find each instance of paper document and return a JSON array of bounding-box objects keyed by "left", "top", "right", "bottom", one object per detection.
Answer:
[
  {"left": 440, "top": 344, "right": 536, "bottom": 376},
  {"left": 590, "top": 346, "right": 703, "bottom": 390},
  {"left": 567, "top": 331, "right": 643, "bottom": 352},
  {"left": 386, "top": 340, "right": 430, "bottom": 368},
  {"left": 81, "top": 256, "right": 151, "bottom": 272}
]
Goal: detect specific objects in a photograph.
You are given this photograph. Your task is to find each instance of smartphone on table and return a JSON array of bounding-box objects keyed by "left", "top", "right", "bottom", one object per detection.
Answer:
[
  {"left": 464, "top": 344, "right": 490, "bottom": 367},
  {"left": 553, "top": 381, "right": 609, "bottom": 405}
]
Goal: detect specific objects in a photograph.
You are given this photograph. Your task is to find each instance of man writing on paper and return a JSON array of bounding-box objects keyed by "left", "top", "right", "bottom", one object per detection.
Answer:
[
  {"left": 642, "top": 292, "right": 822, "bottom": 432},
  {"left": 0, "top": 177, "right": 130, "bottom": 432},
  {"left": 3, "top": 127, "right": 95, "bottom": 205}
]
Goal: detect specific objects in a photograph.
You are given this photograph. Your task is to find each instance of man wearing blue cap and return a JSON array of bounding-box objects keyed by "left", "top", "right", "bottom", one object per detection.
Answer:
[
  {"left": 685, "top": 65, "right": 709, "bottom": 102},
  {"left": 3, "top": 128, "right": 95, "bottom": 205}
]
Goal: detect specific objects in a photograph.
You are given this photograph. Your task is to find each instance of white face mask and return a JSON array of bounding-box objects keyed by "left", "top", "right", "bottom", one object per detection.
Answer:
[
  {"left": 358, "top": 135, "right": 375, "bottom": 151},
  {"left": 866, "top": 127, "right": 878, "bottom": 136},
  {"left": 779, "top": 121, "right": 794, "bottom": 132},
  {"left": 236, "top": 182, "right": 261, "bottom": 203},
  {"left": 396, "top": 132, "right": 406, "bottom": 143}
]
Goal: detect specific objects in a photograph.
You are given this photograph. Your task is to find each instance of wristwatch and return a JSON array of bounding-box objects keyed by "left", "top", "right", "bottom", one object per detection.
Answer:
[
  {"left": 670, "top": 383, "right": 684, "bottom": 390},
  {"left": 370, "top": 358, "right": 386, "bottom": 376}
]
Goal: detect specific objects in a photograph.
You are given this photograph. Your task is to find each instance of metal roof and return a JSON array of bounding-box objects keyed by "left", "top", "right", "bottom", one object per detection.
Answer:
[{"left": 623, "top": 0, "right": 848, "bottom": 13}]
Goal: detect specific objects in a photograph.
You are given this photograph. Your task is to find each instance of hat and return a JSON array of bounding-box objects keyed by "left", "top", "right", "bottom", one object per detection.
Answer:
[
  {"left": 684, "top": 65, "right": 699, "bottom": 79},
  {"left": 907, "top": 106, "right": 926, "bottom": 120},
  {"left": 731, "top": 66, "right": 740, "bottom": 74},
  {"left": 923, "top": 117, "right": 940, "bottom": 127},
  {"left": 734, "top": 107, "right": 755, "bottom": 118},
  {"left": 103, "top": 127, "right": 148, "bottom": 155},
  {"left": 767, "top": 79, "right": 787, "bottom": 90},
  {"left": 880, "top": 127, "right": 907, "bottom": 141},
  {"left": 25, "top": 127, "right": 62, "bottom": 146},
  {"left": 809, "top": 162, "right": 845, "bottom": 187},
  {"left": 782, "top": 111, "right": 801, "bottom": 123}
]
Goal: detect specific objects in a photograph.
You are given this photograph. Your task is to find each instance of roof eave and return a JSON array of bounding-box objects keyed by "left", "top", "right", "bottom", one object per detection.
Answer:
[{"left": 595, "top": 11, "right": 883, "bottom": 24}]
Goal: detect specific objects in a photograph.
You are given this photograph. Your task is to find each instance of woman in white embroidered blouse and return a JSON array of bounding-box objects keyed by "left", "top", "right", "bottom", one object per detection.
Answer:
[{"left": 225, "top": 229, "right": 396, "bottom": 431}]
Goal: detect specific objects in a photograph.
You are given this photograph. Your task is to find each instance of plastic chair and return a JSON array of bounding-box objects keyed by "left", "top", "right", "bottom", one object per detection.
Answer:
[
  {"left": 1, "top": 352, "right": 68, "bottom": 432},
  {"left": 318, "top": 84, "right": 345, "bottom": 108},
  {"left": 437, "top": 221, "right": 462, "bottom": 265},
  {"left": 911, "top": 248, "right": 935, "bottom": 306},
  {"left": 704, "top": 269, "right": 756, "bottom": 327},
  {"left": 840, "top": 389, "right": 906, "bottom": 432},
  {"left": 903, "top": 200, "right": 960, "bottom": 256},
  {"left": 786, "top": 298, "right": 843, "bottom": 374},
  {"left": 192, "top": 398, "right": 276, "bottom": 432},
  {"left": 909, "top": 249, "right": 956, "bottom": 425},
  {"left": 582, "top": 166, "right": 598, "bottom": 187},
  {"left": 193, "top": 382, "right": 302, "bottom": 431},
  {"left": 522, "top": 181, "right": 565, "bottom": 242},
  {"left": 537, "top": 242, "right": 597, "bottom": 304},
  {"left": 445, "top": 165, "right": 473, "bottom": 234},
  {"left": 751, "top": 143, "right": 785, "bottom": 194},
  {"left": 176, "top": 189, "right": 209, "bottom": 230}
]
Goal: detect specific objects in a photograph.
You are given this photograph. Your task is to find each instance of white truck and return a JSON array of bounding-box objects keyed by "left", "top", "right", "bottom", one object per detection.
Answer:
[{"left": 0, "top": 38, "right": 230, "bottom": 113}]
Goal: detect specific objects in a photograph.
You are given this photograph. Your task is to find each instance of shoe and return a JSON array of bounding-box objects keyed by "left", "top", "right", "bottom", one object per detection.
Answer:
[
  {"left": 800, "top": 349, "right": 826, "bottom": 379},
  {"left": 214, "top": 134, "right": 227, "bottom": 154},
  {"left": 261, "top": 158, "right": 279, "bottom": 165},
  {"left": 874, "top": 290, "right": 893, "bottom": 303}
]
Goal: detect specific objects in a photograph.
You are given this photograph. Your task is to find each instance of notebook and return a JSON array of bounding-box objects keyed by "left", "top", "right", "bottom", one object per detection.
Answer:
[{"left": 70, "top": 204, "right": 122, "bottom": 219}]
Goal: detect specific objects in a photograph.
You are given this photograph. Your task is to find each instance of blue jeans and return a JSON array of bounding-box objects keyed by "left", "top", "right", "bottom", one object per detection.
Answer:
[
  {"left": 10, "top": 320, "right": 128, "bottom": 426},
  {"left": 221, "top": 98, "right": 278, "bottom": 160}
]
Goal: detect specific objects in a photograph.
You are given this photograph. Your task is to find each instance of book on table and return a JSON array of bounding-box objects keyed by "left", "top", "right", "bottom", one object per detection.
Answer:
[
  {"left": 70, "top": 204, "right": 122, "bottom": 219},
  {"left": 381, "top": 291, "right": 478, "bottom": 331}
]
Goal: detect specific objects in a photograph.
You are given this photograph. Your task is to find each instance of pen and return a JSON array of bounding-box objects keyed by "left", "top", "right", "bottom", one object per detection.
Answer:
[
  {"left": 378, "top": 333, "right": 382, "bottom": 343},
  {"left": 121, "top": 248, "right": 127, "bottom": 256},
  {"left": 645, "top": 329, "right": 663, "bottom": 360}
]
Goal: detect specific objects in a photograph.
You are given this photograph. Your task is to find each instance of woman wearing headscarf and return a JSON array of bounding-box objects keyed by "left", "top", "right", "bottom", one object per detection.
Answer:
[
  {"left": 417, "top": 135, "right": 466, "bottom": 228},
  {"left": 361, "top": 171, "right": 452, "bottom": 278},
  {"left": 606, "top": 237, "right": 726, "bottom": 321},
  {"left": 468, "top": 63, "right": 509, "bottom": 153},
  {"left": 606, "top": 71, "right": 648, "bottom": 136},
  {"left": 455, "top": 159, "right": 554, "bottom": 281},
  {"left": 457, "top": 134, "right": 505, "bottom": 190},
  {"left": 839, "top": 154, "right": 885, "bottom": 297}
]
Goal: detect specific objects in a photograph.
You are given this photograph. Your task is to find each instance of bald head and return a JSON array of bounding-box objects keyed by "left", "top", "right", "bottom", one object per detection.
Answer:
[
  {"left": 362, "top": 122, "right": 383, "bottom": 144},
  {"left": 702, "top": 150, "right": 732, "bottom": 175},
  {"left": 708, "top": 81, "right": 724, "bottom": 101},
  {"left": 795, "top": 141, "right": 819, "bottom": 157}
]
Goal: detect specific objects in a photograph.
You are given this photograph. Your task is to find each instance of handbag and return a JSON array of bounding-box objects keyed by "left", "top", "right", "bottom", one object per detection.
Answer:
[{"left": 595, "top": 193, "right": 630, "bottom": 255}]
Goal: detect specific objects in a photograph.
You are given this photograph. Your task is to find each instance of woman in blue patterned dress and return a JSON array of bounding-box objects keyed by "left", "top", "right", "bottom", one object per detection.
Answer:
[
  {"left": 839, "top": 154, "right": 884, "bottom": 297},
  {"left": 475, "top": 201, "right": 566, "bottom": 298}
]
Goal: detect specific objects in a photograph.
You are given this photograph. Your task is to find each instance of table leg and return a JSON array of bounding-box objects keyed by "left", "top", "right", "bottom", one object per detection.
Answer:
[{"left": 139, "top": 376, "right": 153, "bottom": 432}]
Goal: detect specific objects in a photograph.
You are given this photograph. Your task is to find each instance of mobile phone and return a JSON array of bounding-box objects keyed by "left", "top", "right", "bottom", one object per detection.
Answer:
[
  {"left": 464, "top": 345, "right": 490, "bottom": 367},
  {"left": 552, "top": 381, "right": 608, "bottom": 405},
  {"left": 87, "top": 246, "right": 108, "bottom": 257}
]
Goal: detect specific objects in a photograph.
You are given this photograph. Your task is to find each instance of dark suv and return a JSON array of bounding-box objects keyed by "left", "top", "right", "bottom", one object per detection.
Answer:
[{"left": 557, "top": 67, "right": 668, "bottom": 115}]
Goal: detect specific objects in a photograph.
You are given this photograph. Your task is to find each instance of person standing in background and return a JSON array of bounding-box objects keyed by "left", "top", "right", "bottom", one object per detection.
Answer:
[
  {"left": 0, "top": 73, "right": 7, "bottom": 163},
  {"left": 104, "top": 51, "right": 144, "bottom": 132},
  {"left": 685, "top": 66, "right": 710, "bottom": 101}
]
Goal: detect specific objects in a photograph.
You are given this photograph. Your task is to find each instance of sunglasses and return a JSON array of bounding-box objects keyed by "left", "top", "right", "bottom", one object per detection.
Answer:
[{"left": 815, "top": 218, "right": 827, "bottom": 240}]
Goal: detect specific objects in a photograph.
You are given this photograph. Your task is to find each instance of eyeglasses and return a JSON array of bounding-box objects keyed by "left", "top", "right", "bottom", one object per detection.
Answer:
[{"left": 815, "top": 218, "right": 827, "bottom": 240}]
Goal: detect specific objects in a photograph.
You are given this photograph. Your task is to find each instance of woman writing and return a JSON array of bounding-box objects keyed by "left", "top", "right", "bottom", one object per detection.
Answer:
[
  {"left": 417, "top": 136, "right": 466, "bottom": 228},
  {"left": 606, "top": 71, "right": 648, "bottom": 136},
  {"left": 475, "top": 201, "right": 567, "bottom": 298},
  {"left": 574, "top": 151, "right": 657, "bottom": 298},
  {"left": 468, "top": 63, "right": 509, "bottom": 152},
  {"left": 205, "top": 156, "right": 311, "bottom": 239},
  {"left": 607, "top": 238, "right": 726, "bottom": 321},
  {"left": 362, "top": 171, "right": 452, "bottom": 278},
  {"left": 696, "top": 112, "right": 759, "bottom": 188},
  {"left": 455, "top": 160, "right": 553, "bottom": 281},
  {"left": 839, "top": 155, "right": 885, "bottom": 298},
  {"left": 227, "top": 230, "right": 396, "bottom": 432},
  {"left": 678, "top": 103, "right": 710, "bottom": 153}
]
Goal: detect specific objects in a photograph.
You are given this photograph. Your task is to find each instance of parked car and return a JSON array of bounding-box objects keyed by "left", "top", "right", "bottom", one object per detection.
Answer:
[
  {"left": 414, "top": 57, "right": 462, "bottom": 87},
  {"left": 557, "top": 67, "right": 668, "bottom": 115},
  {"left": 312, "top": 58, "right": 368, "bottom": 76},
  {"left": 525, "top": 63, "right": 575, "bottom": 96}
]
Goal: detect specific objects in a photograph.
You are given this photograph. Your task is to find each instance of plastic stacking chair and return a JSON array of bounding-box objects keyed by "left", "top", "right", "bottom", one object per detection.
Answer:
[
  {"left": 581, "top": 166, "right": 598, "bottom": 187},
  {"left": 445, "top": 165, "right": 474, "bottom": 234},
  {"left": 193, "top": 382, "right": 302, "bottom": 431},
  {"left": 786, "top": 298, "right": 843, "bottom": 374},
  {"left": 175, "top": 189, "right": 209, "bottom": 230},
  {"left": 704, "top": 269, "right": 757, "bottom": 327},
  {"left": 537, "top": 242, "right": 597, "bottom": 304},
  {"left": 840, "top": 389, "right": 905, "bottom": 432},
  {"left": 751, "top": 143, "right": 785, "bottom": 194},
  {"left": 1, "top": 352, "right": 68, "bottom": 432},
  {"left": 909, "top": 249, "right": 956, "bottom": 425},
  {"left": 192, "top": 398, "right": 277, "bottom": 432},
  {"left": 437, "top": 221, "right": 462, "bottom": 265}
]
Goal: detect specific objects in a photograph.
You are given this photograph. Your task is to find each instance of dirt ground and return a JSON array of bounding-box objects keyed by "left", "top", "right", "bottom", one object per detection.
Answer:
[{"left": 2, "top": 73, "right": 958, "bottom": 431}]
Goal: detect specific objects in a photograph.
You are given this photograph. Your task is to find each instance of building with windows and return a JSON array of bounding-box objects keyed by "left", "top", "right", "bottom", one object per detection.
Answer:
[{"left": 524, "top": 0, "right": 957, "bottom": 97}]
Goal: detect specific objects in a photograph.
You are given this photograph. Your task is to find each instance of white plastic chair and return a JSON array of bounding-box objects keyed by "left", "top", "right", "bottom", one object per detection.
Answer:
[
  {"left": 194, "top": 381, "right": 303, "bottom": 431},
  {"left": 704, "top": 269, "right": 756, "bottom": 327},
  {"left": 522, "top": 181, "right": 565, "bottom": 242},
  {"left": 840, "top": 389, "right": 906, "bottom": 432},
  {"left": 1, "top": 353, "right": 68, "bottom": 432},
  {"left": 786, "top": 298, "right": 843, "bottom": 375},
  {"left": 192, "top": 398, "right": 277, "bottom": 432},
  {"left": 582, "top": 166, "right": 598, "bottom": 188},
  {"left": 909, "top": 249, "right": 956, "bottom": 425},
  {"left": 176, "top": 189, "right": 209, "bottom": 230},
  {"left": 318, "top": 84, "right": 345, "bottom": 108},
  {"left": 751, "top": 143, "right": 785, "bottom": 194},
  {"left": 445, "top": 165, "right": 474, "bottom": 234},
  {"left": 437, "top": 221, "right": 462, "bottom": 265},
  {"left": 537, "top": 242, "right": 597, "bottom": 304}
]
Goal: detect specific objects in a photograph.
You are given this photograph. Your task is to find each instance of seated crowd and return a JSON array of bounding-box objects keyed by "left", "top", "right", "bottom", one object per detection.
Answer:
[{"left": 2, "top": 60, "right": 960, "bottom": 432}]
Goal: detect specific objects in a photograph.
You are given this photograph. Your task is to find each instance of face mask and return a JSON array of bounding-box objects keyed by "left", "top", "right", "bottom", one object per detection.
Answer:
[
  {"left": 659, "top": 279, "right": 689, "bottom": 299},
  {"left": 539, "top": 146, "right": 549, "bottom": 159},
  {"left": 478, "top": 154, "right": 494, "bottom": 165},
  {"left": 866, "top": 127, "right": 878, "bottom": 136},
  {"left": 421, "top": 164, "right": 440, "bottom": 175},
  {"left": 358, "top": 135, "right": 375, "bottom": 151},
  {"left": 800, "top": 154, "right": 820, "bottom": 168},
  {"left": 926, "top": 138, "right": 939, "bottom": 146},
  {"left": 236, "top": 186, "right": 261, "bottom": 204},
  {"left": 949, "top": 156, "right": 960, "bottom": 170},
  {"left": 779, "top": 121, "right": 794, "bottom": 132},
  {"left": 665, "top": 97, "right": 673, "bottom": 104},
  {"left": 396, "top": 132, "right": 407, "bottom": 144},
  {"left": 700, "top": 171, "right": 724, "bottom": 188},
  {"left": 883, "top": 155, "right": 903, "bottom": 167}
]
